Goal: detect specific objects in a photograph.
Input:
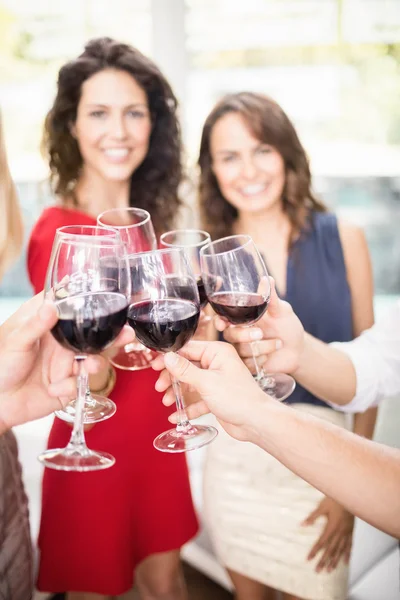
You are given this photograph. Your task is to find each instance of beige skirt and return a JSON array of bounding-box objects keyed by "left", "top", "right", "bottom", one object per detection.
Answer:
[{"left": 203, "top": 404, "right": 350, "bottom": 600}]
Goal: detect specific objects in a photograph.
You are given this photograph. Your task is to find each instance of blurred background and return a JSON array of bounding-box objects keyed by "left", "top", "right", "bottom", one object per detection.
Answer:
[
  {"left": 1, "top": 2, "right": 399, "bottom": 598},
  {"left": 1, "top": 0, "right": 400, "bottom": 301}
]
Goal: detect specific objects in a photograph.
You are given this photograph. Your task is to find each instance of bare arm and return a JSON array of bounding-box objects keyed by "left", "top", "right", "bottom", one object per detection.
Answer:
[
  {"left": 247, "top": 399, "right": 400, "bottom": 538},
  {"left": 340, "top": 221, "right": 377, "bottom": 438},
  {"left": 297, "top": 223, "right": 376, "bottom": 411},
  {"left": 218, "top": 281, "right": 400, "bottom": 409},
  {"left": 153, "top": 342, "right": 400, "bottom": 538},
  {"left": 218, "top": 281, "right": 360, "bottom": 405},
  {"left": 294, "top": 334, "right": 358, "bottom": 404}
]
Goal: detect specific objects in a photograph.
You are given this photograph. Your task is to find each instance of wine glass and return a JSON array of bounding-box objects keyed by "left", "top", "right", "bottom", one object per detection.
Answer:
[
  {"left": 46, "top": 226, "right": 119, "bottom": 425},
  {"left": 38, "top": 226, "right": 130, "bottom": 471},
  {"left": 97, "top": 207, "right": 158, "bottom": 371},
  {"left": 200, "top": 234, "right": 296, "bottom": 401},
  {"left": 160, "top": 229, "right": 211, "bottom": 310},
  {"left": 126, "top": 247, "right": 218, "bottom": 452}
]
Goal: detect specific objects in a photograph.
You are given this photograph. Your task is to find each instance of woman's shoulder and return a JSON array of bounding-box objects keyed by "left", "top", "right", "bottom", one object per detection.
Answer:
[
  {"left": 309, "top": 211, "right": 369, "bottom": 268},
  {"left": 30, "top": 205, "right": 95, "bottom": 242},
  {"left": 336, "top": 218, "right": 366, "bottom": 246},
  {"left": 311, "top": 210, "right": 365, "bottom": 241},
  {"left": 31, "top": 205, "right": 67, "bottom": 236},
  {"left": 308, "top": 210, "right": 346, "bottom": 250},
  {"left": 336, "top": 218, "right": 370, "bottom": 270},
  {"left": 310, "top": 210, "right": 337, "bottom": 233}
]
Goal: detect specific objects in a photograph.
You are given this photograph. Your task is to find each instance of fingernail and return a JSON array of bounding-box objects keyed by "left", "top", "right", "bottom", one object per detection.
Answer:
[
  {"left": 165, "top": 352, "right": 179, "bottom": 366},
  {"left": 250, "top": 329, "right": 263, "bottom": 341},
  {"left": 275, "top": 339, "right": 283, "bottom": 350}
]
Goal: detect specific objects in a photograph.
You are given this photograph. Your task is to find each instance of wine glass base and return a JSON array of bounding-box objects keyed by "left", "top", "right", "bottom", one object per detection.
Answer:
[
  {"left": 154, "top": 424, "right": 218, "bottom": 453},
  {"left": 37, "top": 447, "right": 115, "bottom": 471},
  {"left": 110, "top": 343, "right": 158, "bottom": 371},
  {"left": 55, "top": 395, "right": 116, "bottom": 424},
  {"left": 257, "top": 372, "right": 296, "bottom": 402}
]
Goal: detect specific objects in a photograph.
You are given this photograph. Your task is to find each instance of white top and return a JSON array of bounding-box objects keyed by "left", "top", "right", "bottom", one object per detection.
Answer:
[{"left": 328, "top": 300, "right": 400, "bottom": 413}]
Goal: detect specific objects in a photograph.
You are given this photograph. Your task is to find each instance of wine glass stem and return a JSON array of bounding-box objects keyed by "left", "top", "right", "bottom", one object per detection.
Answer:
[
  {"left": 171, "top": 376, "right": 191, "bottom": 432},
  {"left": 250, "top": 341, "right": 265, "bottom": 379},
  {"left": 85, "top": 385, "right": 96, "bottom": 407},
  {"left": 68, "top": 357, "right": 88, "bottom": 451},
  {"left": 250, "top": 342, "right": 276, "bottom": 389}
]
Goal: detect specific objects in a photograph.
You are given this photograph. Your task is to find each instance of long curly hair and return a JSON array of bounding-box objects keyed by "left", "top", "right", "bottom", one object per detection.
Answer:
[
  {"left": 198, "top": 92, "right": 326, "bottom": 244},
  {"left": 43, "top": 37, "right": 182, "bottom": 235}
]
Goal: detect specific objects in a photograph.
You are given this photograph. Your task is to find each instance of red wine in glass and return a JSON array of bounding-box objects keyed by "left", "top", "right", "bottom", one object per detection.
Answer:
[
  {"left": 126, "top": 246, "right": 217, "bottom": 452},
  {"left": 160, "top": 230, "right": 211, "bottom": 311},
  {"left": 97, "top": 207, "right": 158, "bottom": 371},
  {"left": 127, "top": 299, "right": 199, "bottom": 353},
  {"left": 208, "top": 291, "right": 268, "bottom": 325},
  {"left": 52, "top": 292, "right": 128, "bottom": 354},
  {"left": 196, "top": 276, "right": 208, "bottom": 309},
  {"left": 200, "top": 234, "right": 296, "bottom": 402},
  {"left": 38, "top": 225, "right": 131, "bottom": 471}
]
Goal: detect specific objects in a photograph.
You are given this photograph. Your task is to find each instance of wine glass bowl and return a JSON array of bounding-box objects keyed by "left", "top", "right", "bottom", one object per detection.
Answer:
[
  {"left": 200, "top": 234, "right": 296, "bottom": 402},
  {"left": 160, "top": 229, "right": 211, "bottom": 310},
  {"left": 97, "top": 207, "right": 159, "bottom": 370},
  {"left": 97, "top": 207, "right": 157, "bottom": 253},
  {"left": 38, "top": 226, "right": 130, "bottom": 471},
  {"left": 48, "top": 225, "right": 121, "bottom": 424},
  {"left": 208, "top": 291, "right": 269, "bottom": 325},
  {"left": 126, "top": 247, "right": 218, "bottom": 452}
]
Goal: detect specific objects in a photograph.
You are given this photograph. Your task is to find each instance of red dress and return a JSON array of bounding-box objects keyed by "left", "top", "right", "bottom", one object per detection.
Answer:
[{"left": 28, "top": 206, "right": 198, "bottom": 596}]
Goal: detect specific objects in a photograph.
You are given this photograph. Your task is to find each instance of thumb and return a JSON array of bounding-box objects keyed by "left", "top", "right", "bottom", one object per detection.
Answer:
[
  {"left": 7, "top": 301, "right": 58, "bottom": 353},
  {"left": 302, "top": 506, "right": 324, "bottom": 526},
  {"left": 266, "top": 277, "right": 281, "bottom": 318},
  {"left": 164, "top": 352, "right": 204, "bottom": 390}
]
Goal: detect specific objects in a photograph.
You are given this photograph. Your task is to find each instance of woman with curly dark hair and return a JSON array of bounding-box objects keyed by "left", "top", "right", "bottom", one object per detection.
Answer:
[
  {"left": 27, "top": 37, "right": 197, "bottom": 600},
  {"left": 198, "top": 92, "right": 377, "bottom": 600}
]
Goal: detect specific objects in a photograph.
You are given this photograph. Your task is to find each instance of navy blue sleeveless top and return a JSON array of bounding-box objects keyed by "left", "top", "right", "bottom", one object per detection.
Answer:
[{"left": 275, "top": 211, "right": 353, "bottom": 407}]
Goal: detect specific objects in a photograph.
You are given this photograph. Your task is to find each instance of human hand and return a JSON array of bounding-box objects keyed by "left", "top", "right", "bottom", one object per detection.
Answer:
[
  {"left": 215, "top": 278, "right": 305, "bottom": 375},
  {"left": 151, "top": 340, "right": 267, "bottom": 442},
  {"left": 192, "top": 308, "right": 213, "bottom": 340},
  {"left": 0, "top": 297, "right": 134, "bottom": 432},
  {"left": 303, "top": 496, "right": 354, "bottom": 572}
]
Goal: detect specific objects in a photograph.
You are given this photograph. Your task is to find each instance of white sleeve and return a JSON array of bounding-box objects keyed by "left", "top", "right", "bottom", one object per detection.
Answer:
[{"left": 327, "top": 300, "right": 400, "bottom": 413}]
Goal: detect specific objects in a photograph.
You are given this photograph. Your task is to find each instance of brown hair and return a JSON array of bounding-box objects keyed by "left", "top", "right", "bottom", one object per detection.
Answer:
[
  {"left": 198, "top": 92, "right": 326, "bottom": 243},
  {"left": 0, "top": 112, "right": 23, "bottom": 281},
  {"left": 43, "top": 37, "right": 182, "bottom": 235}
]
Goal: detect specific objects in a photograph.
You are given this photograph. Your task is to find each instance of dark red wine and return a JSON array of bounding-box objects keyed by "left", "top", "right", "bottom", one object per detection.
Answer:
[
  {"left": 196, "top": 277, "right": 208, "bottom": 309},
  {"left": 52, "top": 292, "right": 128, "bottom": 354},
  {"left": 209, "top": 291, "right": 268, "bottom": 325},
  {"left": 127, "top": 299, "right": 199, "bottom": 352}
]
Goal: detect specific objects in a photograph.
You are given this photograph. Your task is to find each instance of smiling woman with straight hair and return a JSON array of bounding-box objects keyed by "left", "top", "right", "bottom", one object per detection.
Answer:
[{"left": 198, "top": 92, "right": 377, "bottom": 600}]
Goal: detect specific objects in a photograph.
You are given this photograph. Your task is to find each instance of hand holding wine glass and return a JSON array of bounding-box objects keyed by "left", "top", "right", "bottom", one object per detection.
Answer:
[
  {"left": 126, "top": 247, "right": 218, "bottom": 452},
  {"left": 0, "top": 295, "right": 134, "bottom": 433},
  {"left": 200, "top": 234, "right": 295, "bottom": 401},
  {"left": 38, "top": 226, "right": 130, "bottom": 471},
  {"left": 213, "top": 278, "right": 305, "bottom": 377}
]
